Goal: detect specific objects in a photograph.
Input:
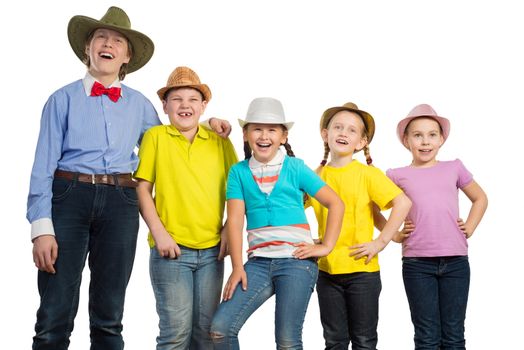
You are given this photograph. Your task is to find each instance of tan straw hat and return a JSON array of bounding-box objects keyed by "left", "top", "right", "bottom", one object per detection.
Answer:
[
  {"left": 320, "top": 102, "right": 376, "bottom": 144},
  {"left": 157, "top": 66, "right": 212, "bottom": 101},
  {"left": 238, "top": 97, "right": 294, "bottom": 130},
  {"left": 68, "top": 6, "right": 154, "bottom": 74},
  {"left": 397, "top": 104, "right": 450, "bottom": 149}
]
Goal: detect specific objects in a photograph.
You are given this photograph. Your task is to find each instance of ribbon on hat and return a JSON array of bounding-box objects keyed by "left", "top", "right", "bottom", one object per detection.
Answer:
[{"left": 90, "top": 81, "right": 121, "bottom": 102}]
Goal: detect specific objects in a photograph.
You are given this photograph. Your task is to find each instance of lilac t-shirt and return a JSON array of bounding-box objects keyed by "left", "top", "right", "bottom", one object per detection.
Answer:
[{"left": 386, "top": 160, "right": 473, "bottom": 257}]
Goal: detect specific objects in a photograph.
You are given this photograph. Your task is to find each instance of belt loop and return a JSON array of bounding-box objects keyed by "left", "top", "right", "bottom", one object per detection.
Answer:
[
  {"left": 73, "top": 172, "right": 79, "bottom": 186},
  {"left": 114, "top": 174, "right": 120, "bottom": 188}
]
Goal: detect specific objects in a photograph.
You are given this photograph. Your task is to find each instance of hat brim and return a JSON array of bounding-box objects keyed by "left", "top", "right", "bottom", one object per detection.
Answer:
[
  {"left": 320, "top": 106, "right": 375, "bottom": 144},
  {"left": 238, "top": 118, "right": 294, "bottom": 130},
  {"left": 396, "top": 115, "right": 450, "bottom": 149},
  {"left": 67, "top": 15, "right": 154, "bottom": 74},
  {"left": 157, "top": 84, "right": 212, "bottom": 102}
]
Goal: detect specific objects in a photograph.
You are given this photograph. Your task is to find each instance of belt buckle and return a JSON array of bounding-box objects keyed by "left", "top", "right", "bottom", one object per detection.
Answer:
[{"left": 91, "top": 174, "right": 95, "bottom": 185}]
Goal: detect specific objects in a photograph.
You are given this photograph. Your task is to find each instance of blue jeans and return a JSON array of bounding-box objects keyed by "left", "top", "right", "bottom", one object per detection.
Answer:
[
  {"left": 33, "top": 178, "right": 140, "bottom": 350},
  {"left": 316, "top": 271, "right": 382, "bottom": 350},
  {"left": 150, "top": 245, "right": 224, "bottom": 350},
  {"left": 402, "top": 256, "right": 470, "bottom": 350},
  {"left": 210, "top": 257, "right": 318, "bottom": 350}
]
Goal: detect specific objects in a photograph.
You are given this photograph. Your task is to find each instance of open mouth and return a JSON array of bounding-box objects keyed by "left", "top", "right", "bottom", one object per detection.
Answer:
[
  {"left": 178, "top": 112, "right": 193, "bottom": 117},
  {"left": 336, "top": 138, "right": 348, "bottom": 145},
  {"left": 256, "top": 142, "right": 271, "bottom": 148},
  {"left": 99, "top": 52, "right": 114, "bottom": 59}
]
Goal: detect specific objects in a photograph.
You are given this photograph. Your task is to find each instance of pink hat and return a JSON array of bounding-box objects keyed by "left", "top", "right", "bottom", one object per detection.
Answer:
[{"left": 397, "top": 104, "right": 450, "bottom": 148}]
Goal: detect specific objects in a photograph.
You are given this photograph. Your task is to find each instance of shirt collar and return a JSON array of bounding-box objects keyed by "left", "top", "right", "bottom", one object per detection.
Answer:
[
  {"left": 82, "top": 72, "right": 122, "bottom": 97},
  {"left": 249, "top": 149, "right": 285, "bottom": 169},
  {"left": 166, "top": 125, "right": 210, "bottom": 140}
]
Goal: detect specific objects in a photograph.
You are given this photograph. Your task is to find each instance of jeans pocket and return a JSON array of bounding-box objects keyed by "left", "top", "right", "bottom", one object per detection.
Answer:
[
  {"left": 117, "top": 186, "right": 138, "bottom": 205},
  {"left": 52, "top": 178, "right": 74, "bottom": 202}
]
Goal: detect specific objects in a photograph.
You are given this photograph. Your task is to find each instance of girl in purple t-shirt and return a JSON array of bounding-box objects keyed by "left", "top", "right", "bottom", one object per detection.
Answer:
[{"left": 386, "top": 104, "right": 488, "bottom": 350}]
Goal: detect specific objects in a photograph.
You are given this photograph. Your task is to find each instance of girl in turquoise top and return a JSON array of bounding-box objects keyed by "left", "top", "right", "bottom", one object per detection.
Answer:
[{"left": 210, "top": 97, "right": 344, "bottom": 349}]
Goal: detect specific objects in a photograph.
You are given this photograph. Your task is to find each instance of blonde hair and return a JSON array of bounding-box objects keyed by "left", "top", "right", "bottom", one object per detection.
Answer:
[{"left": 319, "top": 119, "right": 373, "bottom": 168}]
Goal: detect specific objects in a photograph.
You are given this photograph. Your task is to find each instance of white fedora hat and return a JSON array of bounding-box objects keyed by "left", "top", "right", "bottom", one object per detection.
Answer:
[{"left": 238, "top": 97, "right": 294, "bottom": 130}]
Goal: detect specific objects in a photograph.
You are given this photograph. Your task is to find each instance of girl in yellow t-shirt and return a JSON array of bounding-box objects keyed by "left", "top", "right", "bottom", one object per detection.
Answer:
[{"left": 308, "top": 102, "right": 411, "bottom": 349}]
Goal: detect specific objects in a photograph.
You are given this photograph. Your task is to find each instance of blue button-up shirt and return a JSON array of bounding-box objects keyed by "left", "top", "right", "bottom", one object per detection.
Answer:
[{"left": 27, "top": 73, "right": 161, "bottom": 239}]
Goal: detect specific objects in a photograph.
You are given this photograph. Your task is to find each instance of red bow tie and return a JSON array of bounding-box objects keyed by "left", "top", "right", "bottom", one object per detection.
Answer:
[{"left": 90, "top": 81, "right": 121, "bottom": 102}]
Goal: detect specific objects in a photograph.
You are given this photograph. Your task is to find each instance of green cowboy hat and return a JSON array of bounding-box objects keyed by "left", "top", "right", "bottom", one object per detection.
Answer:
[{"left": 67, "top": 6, "right": 154, "bottom": 74}]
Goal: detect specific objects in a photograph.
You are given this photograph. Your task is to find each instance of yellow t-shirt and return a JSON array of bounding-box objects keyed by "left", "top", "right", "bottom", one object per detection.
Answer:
[
  {"left": 309, "top": 160, "right": 402, "bottom": 274},
  {"left": 135, "top": 125, "right": 238, "bottom": 249}
]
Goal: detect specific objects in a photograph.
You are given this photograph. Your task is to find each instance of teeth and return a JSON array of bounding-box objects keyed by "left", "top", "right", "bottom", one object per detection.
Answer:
[
  {"left": 257, "top": 143, "right": 271, "bottom": 147},
  {"left": 179, "top": 113, "right": 192, "bottom": 116},
  {"left": 336, "top": 139, "right": 348, "bottom": 144},
  {"left": 100, "top": 52, "right": 114, "bottom": 59}
]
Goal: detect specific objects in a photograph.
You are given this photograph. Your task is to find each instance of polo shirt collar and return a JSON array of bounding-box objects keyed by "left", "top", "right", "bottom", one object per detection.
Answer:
[
  {"left": 166, "top": 125, "right": 210, "bottom": 140},
  {"left": 82, "top": 72, "right": 122, "bottom": 97},
  {"left": 249, "top": 149, "right": 285, "bottom": 169}
]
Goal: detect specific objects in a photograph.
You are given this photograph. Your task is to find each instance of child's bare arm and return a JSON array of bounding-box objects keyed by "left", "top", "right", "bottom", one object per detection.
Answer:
[
  {"left": 136, "top": 179, "right": 181, "bottom": 258},
  {"left": 459, "top": 181, "right": 488, "bottom": 238},
  {"left": 222, "top": 199, "right": 247, "bottom": 301},
  {"left": 372, "top": 203, "right": 386, "bottom": 231},
  {"left": 293, "top": 185, "right": 344, "bottom": 259},
  {"left": 350, "top": 193, "right": 412, "bottom": 263}
]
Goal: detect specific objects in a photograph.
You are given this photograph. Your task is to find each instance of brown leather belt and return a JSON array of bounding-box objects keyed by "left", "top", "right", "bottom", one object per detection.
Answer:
[{"left": 54, "top": 170, "right": 138, "bottom": 188}]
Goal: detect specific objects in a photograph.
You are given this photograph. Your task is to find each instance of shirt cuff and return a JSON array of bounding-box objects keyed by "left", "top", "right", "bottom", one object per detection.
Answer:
[{"left": 31, "top": 218, "right": 55, "bottom": 241}]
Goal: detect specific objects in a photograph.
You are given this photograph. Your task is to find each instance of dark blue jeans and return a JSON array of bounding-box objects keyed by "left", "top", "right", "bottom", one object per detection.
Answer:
[
  {"left": 402, "top": 256, "right": 470, "bottom": 350},
  {"left": 33, "top": 178, "right": 140, "bottom": 350},
  {"left": 316, "top": 271, "right": 381, "bottom": 350}
]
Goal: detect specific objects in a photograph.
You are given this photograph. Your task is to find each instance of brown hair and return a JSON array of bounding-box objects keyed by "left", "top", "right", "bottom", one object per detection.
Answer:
[
  {"left": 83, "top": 30, "right": 134, "bottom": 81},
  {"left": 242, "top": 124, "right": 295, "bottom": 160},
  {"left": 162, "top": 87, "right": 205, "bottom": 102}
]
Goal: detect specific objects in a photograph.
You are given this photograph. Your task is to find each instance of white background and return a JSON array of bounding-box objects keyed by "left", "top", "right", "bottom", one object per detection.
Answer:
[{"left": 1, "top": 0, "right": 521, "bottom": 349}]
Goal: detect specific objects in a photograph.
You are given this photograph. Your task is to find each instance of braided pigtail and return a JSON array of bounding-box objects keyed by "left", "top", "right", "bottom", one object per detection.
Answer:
[
  {"left": 243, "top": 141, "right": 252, "bottom": 160},
  {"left": 364, "top": 145, "right": 373, "bottom": 166},
  {"left": 283, "top": 141, "right": 295, "bottom": 158}
]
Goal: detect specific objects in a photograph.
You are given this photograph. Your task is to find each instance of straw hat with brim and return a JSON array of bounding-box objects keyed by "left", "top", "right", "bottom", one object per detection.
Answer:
[
  {"left": 238, "top": 97, "right": 294, "bottom": 130},
  {"left": 68, "top": 6, "right": 154, "bottom": 74},
  {"left": 157, "top": 66, "right": 212, "bottom": 102},
  {"left": 397, "top": 104, "right": 450, "bottom": 149},
  {"left": 320, "top": 102, "right": 375, "bottom": 145}
]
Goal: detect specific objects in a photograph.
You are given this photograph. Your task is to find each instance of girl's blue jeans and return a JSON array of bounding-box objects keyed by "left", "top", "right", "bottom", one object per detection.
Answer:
[
  {"left": 402, "top": 256, "right": 470, "bottom": 350},
  {"left": 150, "top": 245, "right": 224, "bottom": 350},
  {"left": 210, "top": 257, "right": 318, "bottom": 350},
  {"left": 316, "top": 270, "right": 382, "bottom": 350}
]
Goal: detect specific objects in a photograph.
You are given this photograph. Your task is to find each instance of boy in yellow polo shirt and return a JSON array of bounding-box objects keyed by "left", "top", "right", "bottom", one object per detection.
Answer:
[{"left": 134, "top": 66, "right": 238, "bottom": 350}]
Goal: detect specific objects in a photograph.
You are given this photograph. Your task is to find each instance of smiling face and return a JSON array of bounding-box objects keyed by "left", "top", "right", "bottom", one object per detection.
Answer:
[
  {"left": 163, "top": 87, "right": 207, "bottom": 142},
  {"left": 403, "top": 117, "right": 444, "bottom": 167},
  {"left": 85, "top": 28, "right": 131, "bottom": 83},
  {"left": 321, "top": 111, "right": 367, "bottom": 163},
  {"left": 244, "top": 123, "right": 288, "bottom": 164}
]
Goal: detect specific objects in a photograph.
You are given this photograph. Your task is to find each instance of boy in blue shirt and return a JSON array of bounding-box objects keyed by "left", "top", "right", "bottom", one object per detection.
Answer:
[{"left": 27, "top": 7, "right": 229, "bottom": 349}]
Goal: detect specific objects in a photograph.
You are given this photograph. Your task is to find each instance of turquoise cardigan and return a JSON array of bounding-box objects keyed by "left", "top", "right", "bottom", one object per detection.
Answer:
[{"left": 226, "top": 156, "right": 325, "bottom": 230}]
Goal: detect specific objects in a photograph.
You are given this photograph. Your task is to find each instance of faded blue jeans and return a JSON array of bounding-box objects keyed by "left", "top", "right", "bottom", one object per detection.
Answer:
[
  {"left": 150, "top": 245, "right": 224, "bottom": 350},
  {"left": 402, "top": 256, "right": 470, "bottom": 350},
  {"left": 210, "top": 257, "right": 318, "bottom": 350},
  {"left": 316, "top": 271, "right": 382, "bottom": 350},
  {"left": 33, "top": 178, "right": 140, "bottom": 350}
]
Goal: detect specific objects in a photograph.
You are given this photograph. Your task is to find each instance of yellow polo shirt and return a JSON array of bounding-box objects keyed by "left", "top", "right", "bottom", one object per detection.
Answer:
[
  {"left": 135, "top": 125, "right": 238, "bottom": 249},
  {"left": 309, "top": 160, "right": 402, "bottom": 274}
]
